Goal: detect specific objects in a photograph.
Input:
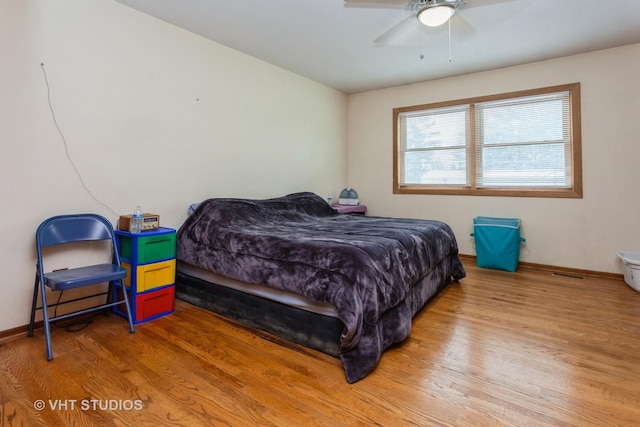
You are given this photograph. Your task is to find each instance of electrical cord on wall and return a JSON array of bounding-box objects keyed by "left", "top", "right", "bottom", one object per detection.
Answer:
[{"left": 40, "top": 62, "right": 119, "bottom": 218}]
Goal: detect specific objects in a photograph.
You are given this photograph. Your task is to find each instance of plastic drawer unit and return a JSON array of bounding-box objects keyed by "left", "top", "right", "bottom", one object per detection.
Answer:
[{"left": 114, "top": 227, "right": 176, "bottom": 323}]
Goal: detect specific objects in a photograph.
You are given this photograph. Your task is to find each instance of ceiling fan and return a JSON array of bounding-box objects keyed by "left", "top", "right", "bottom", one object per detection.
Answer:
[{"left": 345, "top": 0, "right": 515, "bottom": 45}]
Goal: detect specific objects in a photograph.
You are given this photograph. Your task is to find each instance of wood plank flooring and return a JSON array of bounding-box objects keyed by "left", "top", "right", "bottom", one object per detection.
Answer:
[{"left": 2, "top": 260, "right": 640, "bottom": 426}]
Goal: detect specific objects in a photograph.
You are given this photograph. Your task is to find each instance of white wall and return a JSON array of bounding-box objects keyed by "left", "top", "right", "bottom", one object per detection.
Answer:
[
  {"left": 347, "top": 43, "right": 640, "bottom": 274},
  {"left": 0, "top": 0, "right": 347, "bottom": 331}
]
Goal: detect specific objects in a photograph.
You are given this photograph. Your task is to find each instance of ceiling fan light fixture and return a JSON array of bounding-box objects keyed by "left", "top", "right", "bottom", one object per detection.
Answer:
[{"left": 417, "top": 4, "right": 456, "bottom": 27}]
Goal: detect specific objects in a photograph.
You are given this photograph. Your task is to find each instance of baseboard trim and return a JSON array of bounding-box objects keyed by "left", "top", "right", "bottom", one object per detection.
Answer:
[
  {"left": 0, "top": 321, "right": 42, "bottom": 341},
  {"left": 457, "top": 253, "right": 624, "bottom": 281},
  {"left": 1, "top": 259, "right": 624, "bottom": 339}
]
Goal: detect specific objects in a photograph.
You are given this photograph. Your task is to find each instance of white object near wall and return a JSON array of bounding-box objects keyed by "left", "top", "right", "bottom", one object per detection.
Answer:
[{"left": 617, "top": 252, "right": 640, "bottom": 292}]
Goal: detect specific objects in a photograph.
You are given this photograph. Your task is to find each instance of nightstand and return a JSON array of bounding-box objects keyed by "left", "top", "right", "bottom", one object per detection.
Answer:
[{"left": 332, "top": 204, "right": 367, "bottom": 215}]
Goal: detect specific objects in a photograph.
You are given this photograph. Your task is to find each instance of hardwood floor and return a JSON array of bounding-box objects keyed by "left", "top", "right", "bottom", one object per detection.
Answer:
[{"left": 2, "top": 260, "right": 640, "bottom": 426}]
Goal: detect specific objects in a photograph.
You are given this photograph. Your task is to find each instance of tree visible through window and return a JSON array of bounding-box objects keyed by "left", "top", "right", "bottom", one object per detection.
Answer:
[{"left": 393, "top": 83, "right": 582, "bottom": 198}]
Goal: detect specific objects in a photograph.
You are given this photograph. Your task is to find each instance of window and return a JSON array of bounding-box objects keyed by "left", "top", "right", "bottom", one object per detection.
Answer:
[{"left": 393, "top": 83, "right": 582, "bottom": 198}]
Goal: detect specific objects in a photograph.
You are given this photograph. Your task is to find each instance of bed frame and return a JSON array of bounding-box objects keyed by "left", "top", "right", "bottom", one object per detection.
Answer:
[
  {"left": 175, "top": 262, "right": 455, "bottom": 359},
  {"left": 175, "top": 267, "right": 345, "bottom": 357}
]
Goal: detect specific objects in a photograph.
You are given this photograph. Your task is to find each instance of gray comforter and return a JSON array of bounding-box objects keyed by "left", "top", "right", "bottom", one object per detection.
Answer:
[{"left": 176, "top": 192, "right": 465, "bottom": 382}]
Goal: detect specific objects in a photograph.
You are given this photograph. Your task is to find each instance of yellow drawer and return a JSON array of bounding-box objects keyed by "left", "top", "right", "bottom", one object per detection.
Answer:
[{"left": 122, "top": 259, "right": 176, "bottom": 292}]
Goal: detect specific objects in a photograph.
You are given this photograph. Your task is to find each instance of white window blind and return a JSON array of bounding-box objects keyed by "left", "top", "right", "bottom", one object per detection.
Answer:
[
  {"left": 475, "top": 91, "right": 572, "bottom": 188},
  {"left": 399, "top": 105, "right": 470, "bottom": 186}
]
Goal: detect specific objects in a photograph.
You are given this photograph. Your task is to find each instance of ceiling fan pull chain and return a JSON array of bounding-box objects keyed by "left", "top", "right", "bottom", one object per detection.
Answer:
[
  {"left": 420, "top": 26, "right": 425, "bottom": 60},
  {"left": 448, "top": 16, "right": 452, "bottom": 62}
]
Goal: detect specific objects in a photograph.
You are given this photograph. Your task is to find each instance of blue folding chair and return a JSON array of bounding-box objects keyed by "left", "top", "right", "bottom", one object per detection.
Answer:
[{"left": 28, "top": 214, "right": 135, "bottom": 360}]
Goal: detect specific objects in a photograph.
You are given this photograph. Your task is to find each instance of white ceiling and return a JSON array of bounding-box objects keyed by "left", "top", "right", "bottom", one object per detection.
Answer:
[{"left": 114, "top": 0, "right": 640, "bottom": 94}]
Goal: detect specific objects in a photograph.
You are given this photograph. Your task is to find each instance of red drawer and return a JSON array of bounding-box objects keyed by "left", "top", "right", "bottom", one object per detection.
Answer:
[{"left": 115, "top": 285, "right": 174, "bottom": 323}]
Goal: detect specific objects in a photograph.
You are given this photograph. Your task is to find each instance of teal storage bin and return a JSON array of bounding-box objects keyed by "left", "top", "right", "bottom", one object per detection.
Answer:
[{"left": 471, "top": 216, "right": 525, "bottom": 272}]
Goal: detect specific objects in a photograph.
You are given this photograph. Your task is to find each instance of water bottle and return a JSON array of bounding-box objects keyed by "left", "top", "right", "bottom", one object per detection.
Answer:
[{"left": 131, "top": 205, "right": 143, "bottom": 233}]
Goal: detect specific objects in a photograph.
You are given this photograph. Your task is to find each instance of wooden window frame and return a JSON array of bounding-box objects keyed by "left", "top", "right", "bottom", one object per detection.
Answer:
[{"left": 393, "top": 83, "right": 582, "bottom": 198}]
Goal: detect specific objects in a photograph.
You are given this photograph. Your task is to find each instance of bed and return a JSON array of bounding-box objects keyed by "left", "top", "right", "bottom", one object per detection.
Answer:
[{"left": 175, "top": 192, "right": 465, "bottom": 383}]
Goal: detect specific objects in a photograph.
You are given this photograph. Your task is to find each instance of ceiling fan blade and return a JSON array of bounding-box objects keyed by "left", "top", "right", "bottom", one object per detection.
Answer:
[
  {"left": 451, "top": 12, "right": 476, "bottom": 39},
  {"left": 373, "top": 14, "right": 417, "bottom": 45},
  {"left": 344, "top": 0, "right": 408, "bottom": 9},
  {"left": 458, "top": 0, "right": 518, "bottom": 10}
]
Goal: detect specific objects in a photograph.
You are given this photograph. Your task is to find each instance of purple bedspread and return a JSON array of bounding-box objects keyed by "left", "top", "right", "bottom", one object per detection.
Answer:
[{"left": 176, "top": 192, "right": 465, "bottom": 382}]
